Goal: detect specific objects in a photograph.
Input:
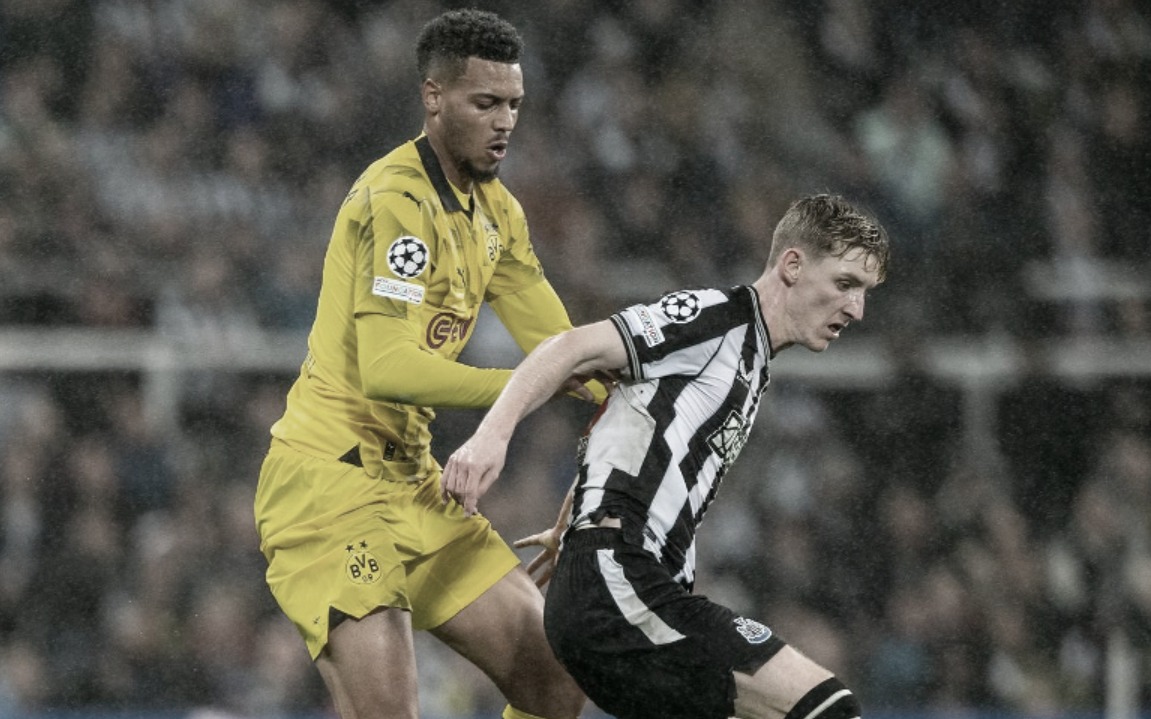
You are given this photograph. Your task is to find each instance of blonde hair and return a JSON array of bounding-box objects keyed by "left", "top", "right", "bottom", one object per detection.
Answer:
[{"left": 769, "top": 194, "right": 890, "bottom": 282}]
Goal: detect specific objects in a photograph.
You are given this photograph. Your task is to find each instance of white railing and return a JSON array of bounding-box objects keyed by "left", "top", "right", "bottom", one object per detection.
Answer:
[{"left": 4, "top": 325, "right": 1150, "bottom": 442}]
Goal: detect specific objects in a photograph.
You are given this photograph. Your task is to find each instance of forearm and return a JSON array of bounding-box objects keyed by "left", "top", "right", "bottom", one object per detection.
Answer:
[
  {"left": 357, "top": 313, "right": 512, "bottom": 408},
  {"left": 363, "top": 350, "right": 512, "bottom": 408},
  {"left": 491, "top": 281, "right": 612, "bottom": 404},
  {"left": 441, "top": 321, "right": 624, "bottom": 516},
  {"left": 473, "top": 334, "right": 577, "bottom": 442}
]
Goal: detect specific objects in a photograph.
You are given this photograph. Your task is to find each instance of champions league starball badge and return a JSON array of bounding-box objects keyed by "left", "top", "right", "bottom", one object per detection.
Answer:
[
  {"left": 387, "top": 236, "right": 429, "bottom": 279},
  {"left": 660, "top": 291, "right": 702, "bottom": 323}
]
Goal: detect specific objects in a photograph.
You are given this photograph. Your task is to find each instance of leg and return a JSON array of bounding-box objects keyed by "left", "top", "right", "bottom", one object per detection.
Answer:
[
  {"left": 430, "top": 565, "right": 585, "bottom": 719},
  {"left": 734, "top": 645, "right": 853, "bottom": 719},
  {"left": 315, "top": 608, "right": 419, "bottom": 719}
]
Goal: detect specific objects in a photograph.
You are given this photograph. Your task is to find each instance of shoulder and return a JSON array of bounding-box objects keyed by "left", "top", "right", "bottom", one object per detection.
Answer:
[
  {"left": 340, "top": 143, "right": 437, "bottom": 230},
  {"left": 479, "top": 178, "right": 523, "bottom": 217},
  {"left": 653, "top": 287, "right": 731, "bottom": 316},
  {"left": 356, "top": 141, "right": 432, "bottom": 199}
]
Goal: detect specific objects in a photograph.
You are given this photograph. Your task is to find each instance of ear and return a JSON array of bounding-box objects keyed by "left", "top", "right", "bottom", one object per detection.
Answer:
[
  {"left": 421, "top": 79, "right": 441, "bottom": 114},
  {"left": 779, "top": 248, "right": 803, "bottom": 287}
]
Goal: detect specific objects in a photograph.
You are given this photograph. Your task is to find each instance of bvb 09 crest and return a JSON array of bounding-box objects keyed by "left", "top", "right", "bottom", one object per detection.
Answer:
[{"left": 345, "top": 540, "right": 382, "bottom": 584}]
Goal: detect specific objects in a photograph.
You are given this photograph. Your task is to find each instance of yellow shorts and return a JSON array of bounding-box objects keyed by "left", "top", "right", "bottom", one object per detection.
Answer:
[{"left": 254, "top": 441, "right": 520, "bottom": 659}]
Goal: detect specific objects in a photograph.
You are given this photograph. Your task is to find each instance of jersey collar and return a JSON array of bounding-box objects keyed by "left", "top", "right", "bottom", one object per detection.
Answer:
[{"left": 416, "top": 135, "right": 473, "bottom": 218}]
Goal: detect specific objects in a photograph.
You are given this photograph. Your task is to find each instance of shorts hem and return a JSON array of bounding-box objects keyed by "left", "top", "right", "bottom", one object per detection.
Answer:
[{"left": 413, "top": 552, "right": 521, "bottom": 631}]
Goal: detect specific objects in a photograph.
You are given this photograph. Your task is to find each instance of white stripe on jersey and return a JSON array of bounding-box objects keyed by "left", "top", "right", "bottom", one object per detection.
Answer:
[
  {"left": 574, "top": 286, "right": 771, "bottom": 586},
  {"left": 644, "top": 327, "right": 750, "bottom": 556},
  {"left": 800, "top": 689, "right": 854, "bottom": 719}
]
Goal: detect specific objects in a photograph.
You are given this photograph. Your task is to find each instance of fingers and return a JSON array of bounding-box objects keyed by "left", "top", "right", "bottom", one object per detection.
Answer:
[
  {"left": 525, "top": 550, "right": 557, "bottom": 588},
  {"left": 440, "top": 457, "right": 458, "bottom": 505},
  {"left": 559, "top": 376, "right": 594, "bottom": 403},
  {"left": 440, "top": 468, "right": 455, "bottom": 504},
  {"left": 570, "top": 382, "right": 595, "bottom": 402},
  {"left": 511, "top": 533, "right": 540, "bottom": 549},
  {"left": 463, "top": 485, "right": 481, "bottom": 516},
  {"left": 441, "top": 440, "right": 510, "bottom": 516},
  {"left": 440, "top": 451, "right": 489, "bottom": 516},
  {"left": 514, "top": 530, "right": 557, "bottom": 552},
  {"left": 524, "top": 547, "right": 551, "bottom": 574},
  {"left": 515, "top": 530, "right": 561, "bottom": 588},
  {"left": 535, "top": 564, "right": 555, "bottom": 588},
  {"left": 440, "top": 455, "right": 471, "bottom": 507}
]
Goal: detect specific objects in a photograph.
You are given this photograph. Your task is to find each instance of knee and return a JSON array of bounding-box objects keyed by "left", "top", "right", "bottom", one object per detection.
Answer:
[
  {"left": 784, "top": 677, "right": 860, "bottom": 719},
  {"left": 503, "top": 697, "right": 584, "bottom": 719},
  {"left": 504, "top": 656, "right": 585, "bottom": 719},
  {"left": 536, "top": 669, "right": 587, "bottom": 719}
]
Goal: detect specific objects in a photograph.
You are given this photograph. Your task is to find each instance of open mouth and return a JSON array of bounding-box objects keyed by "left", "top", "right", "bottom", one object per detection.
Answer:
[
  {"left": 829, "top": 322, "right": 846, "bottom": 337},
  {"left": 487, "top": 141, "right": 508, "bottom": 161}
]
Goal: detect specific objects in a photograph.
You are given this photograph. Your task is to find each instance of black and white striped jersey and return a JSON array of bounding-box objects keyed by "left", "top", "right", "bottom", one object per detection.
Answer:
[{"left": 569, "top": 285, "right": 772, "bottom": 589}]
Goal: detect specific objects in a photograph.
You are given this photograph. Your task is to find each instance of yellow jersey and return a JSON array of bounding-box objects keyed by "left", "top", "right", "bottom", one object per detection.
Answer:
[{"left": 270, "top": 135, "right": 575, "bottom": 480}]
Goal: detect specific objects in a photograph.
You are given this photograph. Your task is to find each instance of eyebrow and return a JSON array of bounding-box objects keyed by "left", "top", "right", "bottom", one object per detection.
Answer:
[
  {"left": 839, "top": 271, "right": 878, "bottom": 290},
  {"left": 471, "top": 91, "right": 522, "bottom": 103}
]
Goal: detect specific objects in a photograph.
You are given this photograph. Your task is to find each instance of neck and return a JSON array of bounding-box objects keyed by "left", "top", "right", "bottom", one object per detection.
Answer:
[
  {"left": 752, "top": 272, "right": 793, "bottom": 355},
  {"left": 423, "top": 125, "right": 472, "bottom": 194}
]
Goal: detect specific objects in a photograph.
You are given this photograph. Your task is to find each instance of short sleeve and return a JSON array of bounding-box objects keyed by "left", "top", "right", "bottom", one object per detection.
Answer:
[
  {"left": 611, "top": 288, "right": 733, "bottom": 381},
  {"left": 353, "top": 187, "right": 437, "bottom": 320}
]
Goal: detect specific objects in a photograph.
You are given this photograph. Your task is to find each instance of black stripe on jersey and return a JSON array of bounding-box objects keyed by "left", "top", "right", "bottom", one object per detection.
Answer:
[
  {"left": 638, "top": 292, "right": 736, "bottom": 367},
  {"left": 747, "top": 285, "right": 773, "bottom": 359},
  {"left": 583, "top": 286, "right": 772, "bottom": 584},
  {"left": 415, "top": 136, "right": 470, "bottom": 217},
  {"left": 610, "top": 314, "right": 643, "bottom": 380},
  {"left": 662, "top": 314, "right": 764, "bottom": 573},
  {"left": 658, "top": 289, "right": 768, "bottom": 580},
  {"left": 608, "top": 376, "right": 690, "bottom": 547},
  {"left": 661, "top": 374, "right": 752, "bottom": 574},
  {"left": 669, "top": 289, "right": 758, "bottom": 494}
]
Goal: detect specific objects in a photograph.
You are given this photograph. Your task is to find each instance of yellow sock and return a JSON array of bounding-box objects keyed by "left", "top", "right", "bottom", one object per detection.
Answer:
[{"left": 502, "top": 706, "right": 550, "bottom": 719}]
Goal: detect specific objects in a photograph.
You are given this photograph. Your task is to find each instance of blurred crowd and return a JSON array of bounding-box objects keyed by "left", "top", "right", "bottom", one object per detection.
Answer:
[{"left": 0, "top": 0, "right": 1149, "bottom": 716}]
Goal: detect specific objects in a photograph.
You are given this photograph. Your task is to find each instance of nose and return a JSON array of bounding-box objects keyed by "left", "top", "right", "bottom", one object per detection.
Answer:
[
  {"left": 845, "top": 290, "right": 865, "bottom": 321},
  {"left": 495, "top": 103, "right": 516, "bottom": 132}
]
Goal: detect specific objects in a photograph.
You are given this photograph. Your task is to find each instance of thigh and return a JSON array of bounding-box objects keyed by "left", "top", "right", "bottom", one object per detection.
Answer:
[
  {"left": 257, "top": 444, "right": 413, "bottom": 660},
  {"left": 545, "top": 534, "right": 788, "bottom": 719},
  {"left": 430, "top": 565, "right": 585, "bottom": 719},
  {"left": 733, "top": 646, "right": 835, "bottom": 719},
  {"left": 404, "top": 473, "right": 522, "bottom": 630},
  {"left": 316, "top": 608, "right": 419, "bottom": 719}
]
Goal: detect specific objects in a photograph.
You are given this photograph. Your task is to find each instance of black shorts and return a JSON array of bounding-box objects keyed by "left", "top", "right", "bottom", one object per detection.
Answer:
[{"left": 544, "top": 528, "right": 786, "bottom": 719}]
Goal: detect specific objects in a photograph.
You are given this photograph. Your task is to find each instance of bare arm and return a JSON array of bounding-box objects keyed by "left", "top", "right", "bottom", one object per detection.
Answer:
[{"left": 441, "top": 319, "right": 626, "bottom": 515}]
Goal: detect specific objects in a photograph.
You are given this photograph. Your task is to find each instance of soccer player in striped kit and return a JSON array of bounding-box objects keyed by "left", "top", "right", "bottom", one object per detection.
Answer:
[{"left": 443, "top": 194, "right": 890, "bottom": 719}]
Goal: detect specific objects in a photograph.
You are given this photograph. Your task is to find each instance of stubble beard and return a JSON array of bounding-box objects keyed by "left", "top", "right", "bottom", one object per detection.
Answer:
[{"left": 460, "top": 157, "right": 499, "bottom": 184}]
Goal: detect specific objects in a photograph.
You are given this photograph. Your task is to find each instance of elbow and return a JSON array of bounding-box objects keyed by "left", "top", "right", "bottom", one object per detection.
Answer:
[
  {"left": 535, "top": 331, "right": 582, "bottom": 366},
  {"left": 535, "top": 332, "right": 566, "bottom": 355}
]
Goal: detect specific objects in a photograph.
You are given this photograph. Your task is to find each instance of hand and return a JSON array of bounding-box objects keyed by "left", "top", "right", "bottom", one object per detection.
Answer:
[
  {"left": 513, "top": 526, "right": 564, "bottom": 588},
  {"left": 560, "top": 376, "right": 595, "bottom": 402},
  {"left": 561, "top": 370, "right": 620, "bottom": 403},
  {"left": 440, "top": 437, "right": 508, "bottom": 516}
]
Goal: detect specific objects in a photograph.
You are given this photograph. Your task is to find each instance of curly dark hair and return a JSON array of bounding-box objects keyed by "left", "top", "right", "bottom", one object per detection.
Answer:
[
  {"left": 416, "top": 8, "right": 523, "bottom": 83},
  {"left": 770, "top": 194, "right": 891, "bottom": 282}
]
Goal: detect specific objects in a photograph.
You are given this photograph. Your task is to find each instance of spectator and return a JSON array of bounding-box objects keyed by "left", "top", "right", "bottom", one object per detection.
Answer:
[{"left": 0, "top": 1, "right": 1148, "bottom": 715}]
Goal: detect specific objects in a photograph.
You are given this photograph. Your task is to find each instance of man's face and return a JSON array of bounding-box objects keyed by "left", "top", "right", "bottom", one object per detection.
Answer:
[
  {"left": 787, "top": 248, "right": 881, "bottom": 352},
  {"left": 426, "top": 57, "right": 523, "bottom": 188}
]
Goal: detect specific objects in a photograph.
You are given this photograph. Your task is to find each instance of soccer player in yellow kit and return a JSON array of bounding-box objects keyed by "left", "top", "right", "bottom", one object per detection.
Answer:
[{"left": 254, "top": 9, "right": 591, "bottom": 719}]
